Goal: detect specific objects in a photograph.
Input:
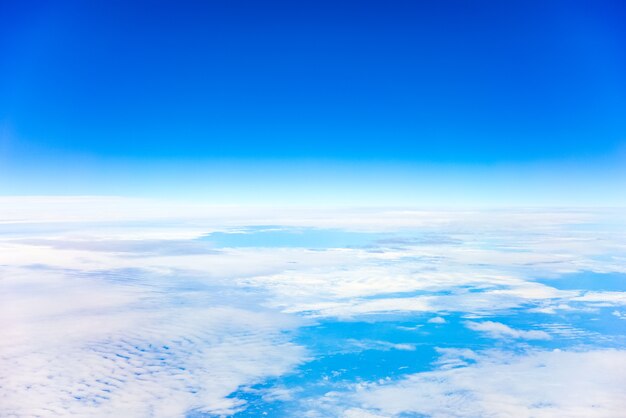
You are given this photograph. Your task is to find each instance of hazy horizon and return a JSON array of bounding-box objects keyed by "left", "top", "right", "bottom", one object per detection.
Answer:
[{"left": 2, "top": 1, "right": 625, "bottom": 417}]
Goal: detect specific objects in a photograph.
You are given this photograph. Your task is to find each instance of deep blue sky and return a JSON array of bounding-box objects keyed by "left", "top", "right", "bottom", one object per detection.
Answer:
[{"left": 1, "top": 0, "right": 625, "bottom": 203}]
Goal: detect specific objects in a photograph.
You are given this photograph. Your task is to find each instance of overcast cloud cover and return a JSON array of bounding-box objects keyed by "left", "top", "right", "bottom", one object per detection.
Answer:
[{"left": 1, "top": 199, "right": 625, "bottom": 417}]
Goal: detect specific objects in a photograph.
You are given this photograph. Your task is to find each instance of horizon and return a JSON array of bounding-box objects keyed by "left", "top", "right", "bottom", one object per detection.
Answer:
[{"left": 2, "top": 1, "right": 626, "bottom": 417}]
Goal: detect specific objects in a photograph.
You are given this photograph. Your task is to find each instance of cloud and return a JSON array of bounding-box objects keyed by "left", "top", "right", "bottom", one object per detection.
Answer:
[
  {"left": 572, "top": 291, "right": 626, "bottom": 306},
  {"left": 2, "top": 205, "right": 626, "bottom": 416},
  {"left": 11, "top": 238, "right": 221, "bottom": 256},
  {"left": 428, "top": 316, "right": 447, "bottom": 324},
  {"left": 613, "top": 310, "right": 626, "bottom": 319},
  {"left": 465, "top": 321, "right": 552, "bottom": 340},
  {"left": 309, "top": 349, "right": 626, "bottom": 418},
  {"left": 346, "top": 340, "right": 416, "bottom": 352},
  {"left": 0, "top": 266, "right": 305, "bottom": 417}
]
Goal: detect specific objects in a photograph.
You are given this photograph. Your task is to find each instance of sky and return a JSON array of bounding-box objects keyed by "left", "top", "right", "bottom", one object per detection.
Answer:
[
  {"left": 2, "top": 5, "right": 626, "bottom": 415},
  {"left": 1, "top": 0, "right": 625, "bottom": 204}
]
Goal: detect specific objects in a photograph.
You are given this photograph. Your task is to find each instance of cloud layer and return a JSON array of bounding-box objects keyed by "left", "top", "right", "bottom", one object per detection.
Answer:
[
  {"left": 315, "top": 349, "right": 626, "bottom": 418},
  {"left": 1, "top": 203, "right": 625, "bottom": 416}
]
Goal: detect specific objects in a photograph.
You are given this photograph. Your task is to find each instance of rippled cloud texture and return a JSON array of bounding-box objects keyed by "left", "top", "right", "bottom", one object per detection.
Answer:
[{"left": 1, "top": 198, "right": 625, "bottom": 417}]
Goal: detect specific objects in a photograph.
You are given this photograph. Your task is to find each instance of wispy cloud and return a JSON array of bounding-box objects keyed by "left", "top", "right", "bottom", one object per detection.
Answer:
[
  {"left": 307, "top": 349, "right": 626, "bottom": 417},
  {"left": 465, "top": 321, "right": 551, "bottom": 340}
]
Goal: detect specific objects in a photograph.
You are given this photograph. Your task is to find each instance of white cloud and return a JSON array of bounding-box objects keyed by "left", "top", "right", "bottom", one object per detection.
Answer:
[
  {"left": 314, "top": 349, "right": 626, "bottom": 418},
  {"left": 1, "top": 197, "right": 609, "bottom": 228},
  {"left": 2, "top": 205, "right": 626, "bottom": 416},
  {"left": 282, "top": 296, "right": 435, "bottom": 317},
  {"left": 346, "top": 340, "right": 416, "bottom": 352},
  {"left": 613, "top": 310, "right": 626, "bottom": 319},
  {"left": 573, "top": 292, "right": 626, "bottom": 305},
  {"left": 465, "top": 321, "right": 551, "bottom": 340},
  {"left": 343, "top": 408, "right": 389, "bottom": 418},
  {"left": 0, "top": 266, "right": 305, "bottom": 417},
  {"left": 428, "top": 316, "right": 447, "bottom": 324}
]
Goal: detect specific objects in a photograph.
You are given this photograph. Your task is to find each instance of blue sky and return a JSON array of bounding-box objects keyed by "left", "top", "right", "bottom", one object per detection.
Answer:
[
  {"left": 2, "top": 5, "right": 626, "bottom": 415},
  {"left": 1, "top": 0, "right": 625, "bottom": 204}
]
